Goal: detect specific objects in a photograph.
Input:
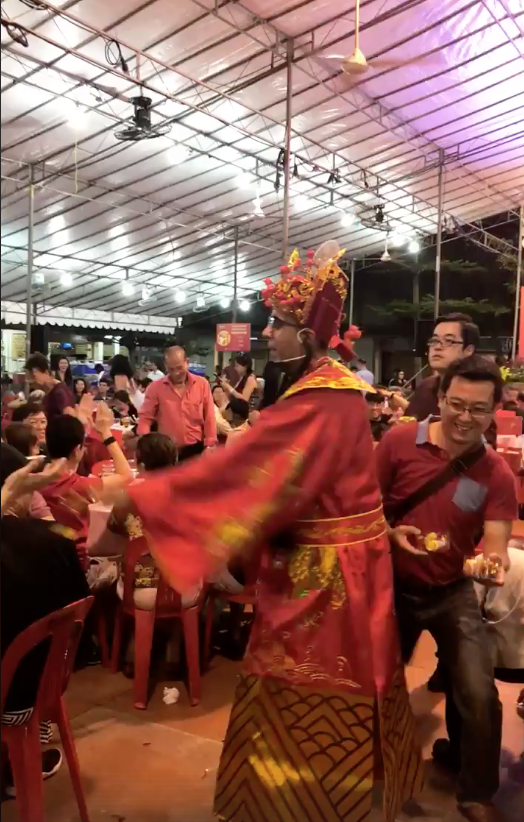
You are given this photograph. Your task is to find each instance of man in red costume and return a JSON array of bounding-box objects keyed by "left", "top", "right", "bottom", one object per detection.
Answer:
[{"left": 125, "top": 243, "right": 423, "bottom": 822}]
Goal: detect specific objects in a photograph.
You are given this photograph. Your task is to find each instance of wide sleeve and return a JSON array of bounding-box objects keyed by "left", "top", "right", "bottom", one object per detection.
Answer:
[{"left": 127, "top": 390, "right": 346, "bottom": 593}]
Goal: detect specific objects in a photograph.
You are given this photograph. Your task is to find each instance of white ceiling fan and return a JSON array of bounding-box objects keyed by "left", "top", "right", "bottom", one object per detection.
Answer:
[{"left": 316, "top": 0, "right": 431, "bottom": 79}]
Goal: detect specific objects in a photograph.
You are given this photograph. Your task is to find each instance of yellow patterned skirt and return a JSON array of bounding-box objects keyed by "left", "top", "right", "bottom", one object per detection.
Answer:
[{"left": 214, "top": 672, "right": 423, "bottom": 822}]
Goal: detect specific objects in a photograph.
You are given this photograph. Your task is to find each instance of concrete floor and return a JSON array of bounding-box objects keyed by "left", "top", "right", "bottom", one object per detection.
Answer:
[{"left": 2, "top": 633, "right": 523, "bottom": 822}]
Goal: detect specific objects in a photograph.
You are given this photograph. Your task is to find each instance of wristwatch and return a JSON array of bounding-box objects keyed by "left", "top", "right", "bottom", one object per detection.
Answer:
[{"left": 103, "top": 436, "right": 117, "bottom": 447}]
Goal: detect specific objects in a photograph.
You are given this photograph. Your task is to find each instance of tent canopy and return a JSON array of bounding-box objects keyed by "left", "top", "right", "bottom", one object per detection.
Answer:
[{"left": 1, "top": 0, "right": 523, "bottom": 320}]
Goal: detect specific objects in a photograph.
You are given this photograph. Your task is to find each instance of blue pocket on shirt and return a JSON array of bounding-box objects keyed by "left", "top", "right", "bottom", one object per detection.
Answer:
[{"left": 452, "top": 477, "right": 487, "bottom": 513}]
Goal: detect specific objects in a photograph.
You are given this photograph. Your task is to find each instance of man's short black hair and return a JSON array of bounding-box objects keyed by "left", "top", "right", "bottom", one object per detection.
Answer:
[
  {"left": 4, "top": 422, "right": 38, "bottom": 457},
  {"left": 11, "top": 401, "right": 44, "bottom": 423},
  {"left": 139, "top": 377, "right": 152, "bottom": 389},
  {"left": 364, "top": 392, "right": 384, "bottom": 404},
  {"left": 435, "top": 313, "right": 480, "bottom": 351},
  {"left": 25, "top": 352, "right": 51, "bottom": 373},
  {"left": 46, "top": 414, "right": 85, "bottom": 459},
  {"left": 136, "top": 433, "right": 178, "bottom": 472},
  {"left": 357, "top": 358, "right": 366, "bottom": 366},
  {"left": 440, "top": 354, "right": 503, "bottom": 405},
  {"left": 99, "top": 378, "right": 110, "bottom": 386}
]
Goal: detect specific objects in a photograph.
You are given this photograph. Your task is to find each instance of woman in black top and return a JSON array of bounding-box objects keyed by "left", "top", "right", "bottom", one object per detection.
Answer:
[
  {"left": 52, "top": 355, "right": 73, "bottom": 389},
  {"left": 73, "top": 377, "right": 90, "bottom": 404}
]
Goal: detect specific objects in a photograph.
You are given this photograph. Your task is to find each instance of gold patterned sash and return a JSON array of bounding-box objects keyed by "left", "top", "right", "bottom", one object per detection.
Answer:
[{"left": 296, "top": 505, "right": 386, "bottom": 547}]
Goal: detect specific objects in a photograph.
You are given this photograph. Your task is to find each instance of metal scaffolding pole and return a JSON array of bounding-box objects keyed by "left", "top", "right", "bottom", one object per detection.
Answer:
[
  {"left": 25, "top": 166, "right": 35, "bottom": 360},
  {"left": 232, "top": 225, "right": 239, "bottom": 323},
  {"left": 433, "top": 150, "right": 445, "bottom": 320},
  {"left": 282, "top": 39, "right": 293, "bottom": 261},
  {"left": 511, "top": 205, "right": 523, "bottom": 360},
  {"left": 348, "top": 259, "right": 355, "bottom": 326}
]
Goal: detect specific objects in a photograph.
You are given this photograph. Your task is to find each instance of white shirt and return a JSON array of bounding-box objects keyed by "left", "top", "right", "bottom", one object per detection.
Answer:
[
  {"left": 356, "top": 368, "right": 375, "bottom": 386},
  {"left": 148, "top": 369, "right": 164, "bottom": 382}
]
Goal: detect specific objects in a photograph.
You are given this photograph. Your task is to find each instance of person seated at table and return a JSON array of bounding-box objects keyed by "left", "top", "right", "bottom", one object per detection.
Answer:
[
  {"left": 218, "top": 353, "right": 258, "bottom": 424},
  {"left": 0, "top": 442, "right": 54, "bottom": 521},
  {"left": 4, "top": 421, "right": 41, "bottom": 457},
  {"left": 91, "top": 433, "right": 243, "bottom": 612},
  {"left": 40, "top": 404, "right": 133, "bottom": 569},
  {"left": 112, "top": 390, "right": 139, "bottom": 428},
  {"left": 11, "top": 401, "right": 48, "bottom": 451},
  {"left": 89, "top": 433, "right": 179, "bottom": 611},
  {"left": 94, "top": 378, "right": 112, "bottom": 402},
  {"left": 73, "top": 378, "right": 90, "bottom": 405},
  {"left": 212, "top": 384, "right": 234, "bottom": 441},
  {"left": 1, "top": 449, "right": 89, "bottom": 793}
]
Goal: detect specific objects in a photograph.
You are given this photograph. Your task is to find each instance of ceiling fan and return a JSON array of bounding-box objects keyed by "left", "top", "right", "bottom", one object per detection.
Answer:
[{"left": 315, "top": 0, "right": 432, "bottom": 79}]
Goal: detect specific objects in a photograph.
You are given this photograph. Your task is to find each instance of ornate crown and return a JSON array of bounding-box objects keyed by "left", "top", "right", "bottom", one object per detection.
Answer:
[{"left": 262, "top": 242, "right": 349, "bottom": 345}]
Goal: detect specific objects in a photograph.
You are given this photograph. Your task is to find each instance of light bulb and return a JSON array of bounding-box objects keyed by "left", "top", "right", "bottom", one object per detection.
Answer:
[
  {"left": 237, "top": 172, "right": 252, "bottom": 189},
  {"left": 390, "top": 233, "right": 406, "bottom": 247},
  {"left": 175, "top": 291, "right": 185, "bottom": 304},
  {"left": 341, "top": 212, "right": 355, "bottom": 227},
  {"left": 60, "top": 272, "right": 73, "bottom": 287},
  {"left": 239, "top": 299, "right": 250, "bottom": 312},
  {"left": 170, "top": 145, "right": 189, "bottom": 164},
  {"left": 220, "top": 297, "right": 231, "bottom": 309},
  {"left": 69, "top": 104, "right": 86, "bottom": 129},
  {"left": 252, "top": 194, "right": 264, "bottom": 218},
  {"left": 408, "top": 239, "right": 420, "bottom": 254},
  {"left": 196, "top": 294, "right": 206, "bottom": 309},
  {"left": 141, "top": 286, "right": 151, "bottom": 301},
  {"left": 295, "top": 194, "right": 310, "bottom": 211},
  {"left": 34, "top": 271, "right": 45, "bottom": 285},
  {"left": 122, "top": 281, "right": 134, "bottom": 297},
  {"left": 381, "top": 249, "right": 391, "bottom": 263}
]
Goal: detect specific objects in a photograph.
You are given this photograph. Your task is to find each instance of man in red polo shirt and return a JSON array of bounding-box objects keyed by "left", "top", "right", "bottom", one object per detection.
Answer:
[
  {"left": 137, "top": 345, "right": 216, "bottom": 460},
  {"left": 376, "top": 355, "right": 517, "bottom": 822},
  {"left": 406, "top": 313, "right": 480, "bottom": 420}
]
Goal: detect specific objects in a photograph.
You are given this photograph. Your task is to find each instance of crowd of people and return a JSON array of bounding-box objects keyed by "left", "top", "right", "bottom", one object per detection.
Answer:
[{"left": 1, "top": 287, "right": 523, "bottom": 821}]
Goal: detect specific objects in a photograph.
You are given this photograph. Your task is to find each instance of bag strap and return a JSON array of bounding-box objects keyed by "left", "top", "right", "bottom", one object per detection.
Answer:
[{"left": 385, "top": 444, "right": 486, "bottom": 525}]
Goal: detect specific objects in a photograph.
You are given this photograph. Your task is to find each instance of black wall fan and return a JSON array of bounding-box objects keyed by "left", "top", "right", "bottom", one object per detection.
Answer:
[{"left": 115, "top": 96, "right": 171, "bottom": 142}]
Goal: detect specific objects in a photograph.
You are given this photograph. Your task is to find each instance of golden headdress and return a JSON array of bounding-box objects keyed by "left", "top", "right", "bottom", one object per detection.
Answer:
[{"left": 262, "top": 241, "right": 360, "bottom": 358}]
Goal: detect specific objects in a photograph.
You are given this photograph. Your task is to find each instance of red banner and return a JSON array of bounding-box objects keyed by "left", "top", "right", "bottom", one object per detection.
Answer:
[
  {"left": 216, "top": 323, "right": 251, "bottom": 352},
  {"left": 519, "top": 286, "right": 524, "bottom": 359}
]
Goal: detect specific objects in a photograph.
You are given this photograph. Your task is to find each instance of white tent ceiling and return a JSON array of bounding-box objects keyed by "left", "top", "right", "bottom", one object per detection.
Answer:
[{"left": 1, "top": 0, "right": 523, "bottom": 322}]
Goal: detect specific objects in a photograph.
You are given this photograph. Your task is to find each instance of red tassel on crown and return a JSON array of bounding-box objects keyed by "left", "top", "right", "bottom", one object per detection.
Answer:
[{"left": 329, "top": 325, "right": 362, "bottom": 363}]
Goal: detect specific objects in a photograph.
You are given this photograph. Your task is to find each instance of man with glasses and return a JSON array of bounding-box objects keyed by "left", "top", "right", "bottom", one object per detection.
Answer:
[
  {"left": 376, "top": 355, "right": 517, "bottom": 822},
  {"left": 406, "top": 313, "right": 480, "bottom": 420}
]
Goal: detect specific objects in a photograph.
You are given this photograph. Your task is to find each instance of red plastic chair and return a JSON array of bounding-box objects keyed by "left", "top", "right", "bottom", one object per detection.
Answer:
[
  {"left": 110, "top": 538, "right": 206, "bottom": 709},
  {"left": 495, "top": 410, "right": 523, "bottom": 437},
  {"left": 1, "top": 597, "right": 94, "bottom": 822},
  {"left": 204, "top": 557, "right": 259, "bottom": 667}
]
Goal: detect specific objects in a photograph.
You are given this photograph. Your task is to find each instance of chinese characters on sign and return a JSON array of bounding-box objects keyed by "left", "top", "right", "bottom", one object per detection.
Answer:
[{"left": 216, "top": 323, "right": 251, "bottom": 352}]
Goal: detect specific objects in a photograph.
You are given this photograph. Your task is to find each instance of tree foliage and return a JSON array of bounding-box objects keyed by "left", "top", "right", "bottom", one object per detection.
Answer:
[{"left": 369, "top": 295, "right": 511, "bottom": 320}]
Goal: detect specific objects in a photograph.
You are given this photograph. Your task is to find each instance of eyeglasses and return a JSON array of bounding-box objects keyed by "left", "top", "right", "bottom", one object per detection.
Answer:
[
  {"left": 428, "top": 336, "right": 464, "bottom": 349},
  {"left": 444, "top": 397, "right": 493, "bottom": 420},
  {"left": 267, "top": 315, "right": 298, "bottom": 330}
]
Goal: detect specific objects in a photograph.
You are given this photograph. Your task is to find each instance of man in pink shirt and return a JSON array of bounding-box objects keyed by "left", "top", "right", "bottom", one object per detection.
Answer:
[{"left": 137, "top": 346, "right": 217, "bottom": 461}]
